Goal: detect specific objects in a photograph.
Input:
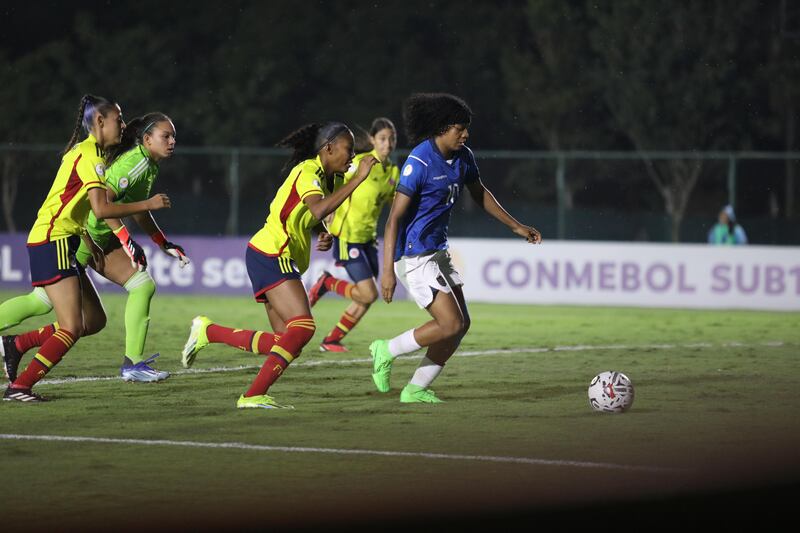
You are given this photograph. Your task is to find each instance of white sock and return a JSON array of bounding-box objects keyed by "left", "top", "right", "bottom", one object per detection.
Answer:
[
  {"left": 409, "top": 356, "right": 443, "bottom": 388},
  {"left": 388, "top": 328, "right": 421, "bottom": 357}
]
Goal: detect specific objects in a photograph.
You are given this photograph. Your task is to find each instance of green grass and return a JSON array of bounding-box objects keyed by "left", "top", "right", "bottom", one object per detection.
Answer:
[{"left": 0, "top": 290, "right": 799, "bottom": 529}]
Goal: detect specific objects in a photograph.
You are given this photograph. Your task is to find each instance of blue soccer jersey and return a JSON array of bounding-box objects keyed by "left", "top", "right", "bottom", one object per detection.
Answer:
[{"left": 394, "top": 139, "right": 480, "bottom": 261}]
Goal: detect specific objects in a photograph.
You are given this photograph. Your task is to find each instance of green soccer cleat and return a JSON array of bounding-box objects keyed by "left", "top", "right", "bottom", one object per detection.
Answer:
[
  {"left": 370, "top": 339, "right": 394, "bottom": 393},
  {"left": 400, "top": 384, "right": 444, "bottom": 403},
  {"left": 181, "top": 316, "right": 212, "bottom": 368},
  {"left": 236, "top": 394, "right": 294, "bottom": 410}
]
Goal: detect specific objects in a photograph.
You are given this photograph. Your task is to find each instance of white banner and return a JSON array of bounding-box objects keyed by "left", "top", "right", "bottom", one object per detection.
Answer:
[{"left": 445, "top": 239, "right": 800, "bottom": 311}]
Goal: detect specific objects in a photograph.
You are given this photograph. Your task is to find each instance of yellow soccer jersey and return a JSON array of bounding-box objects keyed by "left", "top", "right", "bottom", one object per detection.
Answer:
[
  {"left": 249, "top": 156, "right": 332, "bottom": 273},
  {"left": 27, "top": 135, "right": 107, "bottom": 245},
  {"left": 328, "top": 150, "right": 398, "bottom": 257}
]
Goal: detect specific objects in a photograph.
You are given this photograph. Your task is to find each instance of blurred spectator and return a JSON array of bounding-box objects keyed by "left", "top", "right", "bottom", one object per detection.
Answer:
[{"left": 708, "top": 205, "right": 748, "bottom": 245}]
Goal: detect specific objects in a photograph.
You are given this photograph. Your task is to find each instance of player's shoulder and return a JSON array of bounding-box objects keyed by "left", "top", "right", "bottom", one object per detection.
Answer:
[
  {"left": 73, "top": 136, "right": 107, "bottom": 180},
  {"left": 400, "top": 142, "right": 432, "bottom": 179},
  {"left": 75, "top": 136, "right": 105, "bottom": 165},
  {"left": 107, "top": 146, "right": 152, "bottom": 183},
  {"left": 295, "top": 156, "right": 325, "bottom": 180}
]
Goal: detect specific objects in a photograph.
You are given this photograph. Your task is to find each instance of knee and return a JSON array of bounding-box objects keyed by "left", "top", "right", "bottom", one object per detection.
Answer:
[
  {"left": 82, "top": 312, "right": 107, "bottom": 336},
  {"left": 353, "top": 285, "right": 378, "bottom": 305},
  {"left": 286, "top": 316, "right": 316, "bottom": 347},
  {"left": 439, "top": 317, "right": 465, "bottom": 339}
]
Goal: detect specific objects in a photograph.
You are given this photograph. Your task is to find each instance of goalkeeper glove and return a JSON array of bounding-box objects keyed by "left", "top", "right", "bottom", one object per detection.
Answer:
[
  {"left": 113, "top": 225, "right": 147, "bottom": 271},
  {"left": 151, "top": 231, "right": 190, "bottom": 267}
]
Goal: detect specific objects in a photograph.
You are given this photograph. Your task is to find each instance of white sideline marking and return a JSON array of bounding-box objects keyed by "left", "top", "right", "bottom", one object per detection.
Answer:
[
  {"left": 0, "top": 433, "right": 681, "bottom": 474},
  {"left": 34, "top": 340, "right": 787, "bottom": 387}
]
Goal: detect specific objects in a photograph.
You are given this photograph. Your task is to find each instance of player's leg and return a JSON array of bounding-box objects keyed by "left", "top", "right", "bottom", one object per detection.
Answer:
[
  {"left": 0, "top": 286, "right": 53, "bottom": 331},
  {"left": 5, "top": 277, "right": 83, "bottom": 401},
  {"left": 370, "top": 251, "right": 466, "bottom": 394},
  {"left": 4, "top": 237, "right": 86, "bottom": 401},
  {"left": 401, "top": 286, "right": 471, "bottom": 403},
  {"left": 319, "top": 242, "right": 379, "bottom": 352},
  {"left": 237, "top": 279, "right": 315, "bottom": 408},
  {"left": 90, "top": 245, "right": 166, "bottom": 382},
  {"left": 0, "top": 286, "right": 59, "bottom": 380}
]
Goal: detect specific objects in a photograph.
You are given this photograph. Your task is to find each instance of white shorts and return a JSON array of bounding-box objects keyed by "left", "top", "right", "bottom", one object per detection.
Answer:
[{"left": 394, "top": 249, "right": 463, "bottom": 309}]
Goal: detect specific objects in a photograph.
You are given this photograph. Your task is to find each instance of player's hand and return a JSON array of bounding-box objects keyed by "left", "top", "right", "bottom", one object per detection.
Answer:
[
  {"left": 381, "top": 270, "right": 397, "bottom": 303},
  {"left": 316, "top": 232, "right": 333, "bottom": 251},
  {"left": 162, "top": 240, "right": 191, "bottom": 268},
  {"left": 514, "top": 224, "right": 542, "bottom": 244},
  {"left": 122, "top": 236, "right": 148, "bottom": 271},
  {"left": 354, "top": 155, "right": 378, "bottom": 181},
  {"left": 147, "top": 193, "right": 171, "bottom": 211}
]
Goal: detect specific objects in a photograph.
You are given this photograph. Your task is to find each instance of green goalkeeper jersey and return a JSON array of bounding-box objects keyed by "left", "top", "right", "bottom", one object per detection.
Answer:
[{"left": 85, "top": 145, "right": 159, "bottom": 244}]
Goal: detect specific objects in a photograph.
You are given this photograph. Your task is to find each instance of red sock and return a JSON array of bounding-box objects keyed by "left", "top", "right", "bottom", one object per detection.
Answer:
[
  {"left": 207, "top": 324, "right": 278, "bottom": 353},
  {"left": 13, "top": 328, "right": 76, "bottom": 389},
  {"left": 324, "top": 312, "right": 359, "bottom": 343},
  {"left": 244, "top": 316, "right": 315, "bottom": 397},
  {"left": 323, "top": 276, "right": 354, "bottom": 298},
  {"left": 14, "top": 323, "right": 57, "bottom": 355}
]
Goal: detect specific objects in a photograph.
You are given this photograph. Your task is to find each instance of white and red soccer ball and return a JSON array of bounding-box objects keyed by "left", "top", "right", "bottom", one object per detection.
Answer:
[{"left": 588, "top": 371, "right": 634, "bottom": 413}]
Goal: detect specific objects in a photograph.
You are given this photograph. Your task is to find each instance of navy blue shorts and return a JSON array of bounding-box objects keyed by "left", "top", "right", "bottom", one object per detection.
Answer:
[
  {"left": 246, "top": 245, "right": 301, "bottom": 303},
  {"left": 332, "top": 238, "right": 379, "bottom": 283},
  {"left": 28, "top": 235, "right": 84, "bottom": 287}
]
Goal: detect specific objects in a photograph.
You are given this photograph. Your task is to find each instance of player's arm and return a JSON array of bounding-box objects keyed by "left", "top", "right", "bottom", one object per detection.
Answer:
[
  {"left": 466, "top": 179, "right": 541, "bottom": 244},
  {"left": 380, "top": 191, "right": 413, "bottom": 303},
  {"left": 90, "top": 187, "right": 149, "bottom": 271},
  {"left": 303, "top": 155, "right": 377, "bottom": 221},
  {"left": 88, "top": 187, "right": 170, "bottom": 220}
]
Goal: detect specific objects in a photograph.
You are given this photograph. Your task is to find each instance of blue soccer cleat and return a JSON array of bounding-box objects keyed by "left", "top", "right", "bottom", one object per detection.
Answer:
[{"left": 120, "top": 353, "right": 170, "bottom": 382}]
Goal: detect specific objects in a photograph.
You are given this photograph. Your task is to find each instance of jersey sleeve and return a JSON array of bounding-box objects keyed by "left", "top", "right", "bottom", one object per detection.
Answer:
[
  {"left": 462, "top": 146, "right": 480, "bottom": 184},
  {"left": 397, "top": 157, "right": 426, "bottom": 197},
  {"left": 296, "top": 166, "right": 325, "bottom": 201},
  {"left": 104, "top": 150, "right": 148, "bottom": 200},
  {"left": 75, "top": 151, "right": 107, "bottom": 191}
]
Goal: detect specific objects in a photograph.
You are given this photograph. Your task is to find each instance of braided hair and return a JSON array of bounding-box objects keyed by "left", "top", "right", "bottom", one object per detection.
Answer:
[
  {"left": 402, "top": 93, "right": 473, "bottom": 146},
  {"left": 105, "top": 112, "right": 171, "bottom": 166},
  {"left": 62, "top": 94, "right": 118, "bottom": 156},
  {"left": 276, "top": 122, "right": 352, "bottom": 173}
]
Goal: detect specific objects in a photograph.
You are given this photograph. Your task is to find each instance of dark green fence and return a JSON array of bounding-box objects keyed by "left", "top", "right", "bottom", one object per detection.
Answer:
[{"left": 2, "top": 144, "right": 798, "bottom": 244}]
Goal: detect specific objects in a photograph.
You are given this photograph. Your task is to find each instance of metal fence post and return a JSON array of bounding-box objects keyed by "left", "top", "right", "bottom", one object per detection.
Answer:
[
  {"left": 727, "top": 155, "right": 737, "bottom": 209},
  {"left": 556, "top": 154, "right": 566, "bottom": 239},
  {"left": 227, "top": 149, "right": 240, "bottom": 235}
]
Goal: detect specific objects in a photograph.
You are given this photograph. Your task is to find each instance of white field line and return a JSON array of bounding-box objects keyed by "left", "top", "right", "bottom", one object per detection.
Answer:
[
  {"left": 0, "top": 433, "right": 682, "bottom": 474},
  {"left": 34, "top": 340, "right": 788, "bottom": 387}
]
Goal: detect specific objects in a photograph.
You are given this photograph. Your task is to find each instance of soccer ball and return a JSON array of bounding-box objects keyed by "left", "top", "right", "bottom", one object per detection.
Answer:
[{"left": 588, "top": 371, "right": 634, "bottom": 413}]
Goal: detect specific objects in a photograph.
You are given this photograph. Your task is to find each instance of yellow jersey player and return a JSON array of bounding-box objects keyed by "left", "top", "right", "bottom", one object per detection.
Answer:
[
  {"left": 307, "top": 118, "right": 399, "bottom": 353},
  {"left": 1, "top": 95, "right": 170, "bottom": 402},
  {"left": 1, "top": 112, "right": 186, "bottom": 384},
  {"left": 181, "top": 122, "right": 377, "bottom": 409}
]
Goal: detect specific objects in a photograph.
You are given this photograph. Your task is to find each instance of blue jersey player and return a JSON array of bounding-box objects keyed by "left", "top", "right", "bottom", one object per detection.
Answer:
[{"left": 369, "top": 93, "right": 542, "bottom": 403}]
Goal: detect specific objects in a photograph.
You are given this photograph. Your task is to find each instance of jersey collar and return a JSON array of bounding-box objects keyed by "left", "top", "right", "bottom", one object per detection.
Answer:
[
  {"left": 427, "top": 138, "right": 458, "bottom": 166},
  {"left": 138, "top": 144, "right": 155, "bottom": 164}
]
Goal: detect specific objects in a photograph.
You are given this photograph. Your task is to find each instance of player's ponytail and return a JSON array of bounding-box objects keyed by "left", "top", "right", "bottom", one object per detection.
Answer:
[
  {"left": 62, "top": 94, "right": 119, "bottom": 157},
  {"left": 402, "top": 93, "right": 473, "bottom": 146},
  {"left": 105, "top": 112, "right": 171, "bottom": 166},
  {"left": 352, "top": 125, "right": 373, "bottom": 155},
  {"left": 277, "top": 122, "right": 352, "bottom": 173}
]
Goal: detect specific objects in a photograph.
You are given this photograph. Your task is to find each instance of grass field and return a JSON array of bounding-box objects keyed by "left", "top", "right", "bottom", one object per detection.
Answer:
[{"left": 0, "top": 289, "right": 799, "bottom": 530}]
